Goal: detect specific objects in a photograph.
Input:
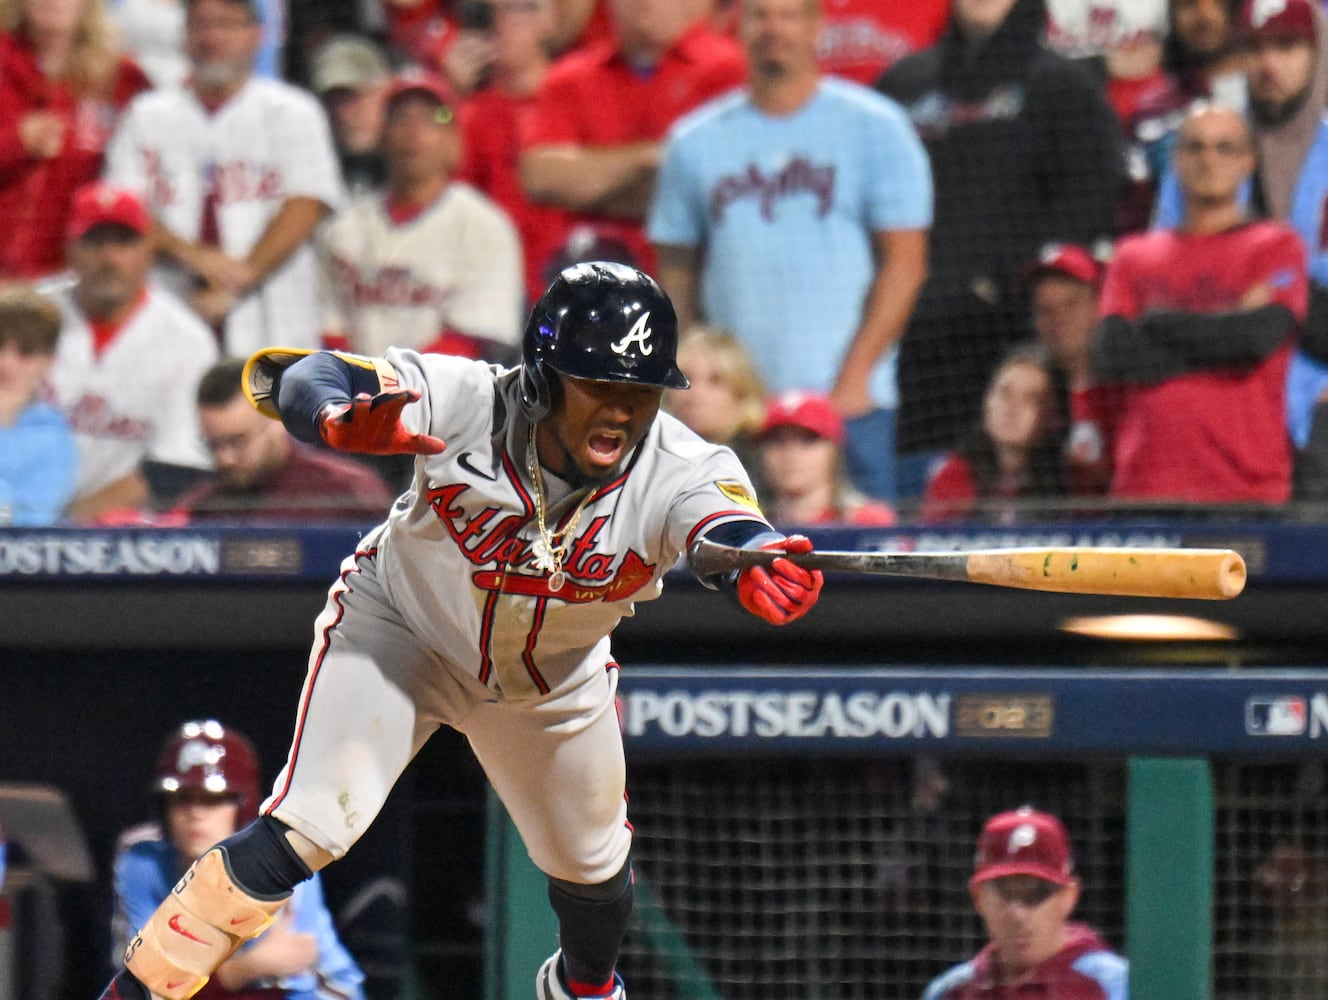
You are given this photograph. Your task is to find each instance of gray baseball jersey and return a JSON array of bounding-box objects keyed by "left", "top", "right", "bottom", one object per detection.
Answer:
[{"left": 262, "top": 348, "right": 768, "bottom": 883}]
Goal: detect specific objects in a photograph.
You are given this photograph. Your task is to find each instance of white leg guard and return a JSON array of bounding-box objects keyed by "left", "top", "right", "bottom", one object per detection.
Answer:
[{"left": 124, "top": 847, "right": 290, "bottom": 1000}]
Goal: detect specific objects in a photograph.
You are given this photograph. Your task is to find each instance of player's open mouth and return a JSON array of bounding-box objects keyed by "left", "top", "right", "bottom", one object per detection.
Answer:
[{"left": 588, "top": 432, "right": 624, "bottom": 464}]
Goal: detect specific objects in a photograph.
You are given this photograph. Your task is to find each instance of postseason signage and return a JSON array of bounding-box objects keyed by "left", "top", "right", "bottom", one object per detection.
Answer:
[
  {"left": 0, "top": 528, "right": 366, "bottom": 580},
  {"left": 618, "top": 668, "right": 1328, "bottom": 755},
  {"left": 0, "top": 532, "right": 224, "bottom": 576}
]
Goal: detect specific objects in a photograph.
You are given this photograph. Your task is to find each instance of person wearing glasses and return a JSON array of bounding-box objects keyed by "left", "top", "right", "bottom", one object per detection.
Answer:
[
  {"left": 1096, "top": 101, "right": 1305, "bottom": 504},
  {"left": 922, "top": 807, "right": 1128, "bottom": 1000}
]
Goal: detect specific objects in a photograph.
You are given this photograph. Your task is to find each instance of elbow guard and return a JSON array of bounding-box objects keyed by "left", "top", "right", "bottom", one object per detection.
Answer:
[{"left": 242, "top": 348, "right": 400, "bottom": 444}]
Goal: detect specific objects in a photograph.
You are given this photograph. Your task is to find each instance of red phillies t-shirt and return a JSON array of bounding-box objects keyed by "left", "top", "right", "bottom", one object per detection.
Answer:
[
  {"left": 0, "top": 32, "right": 150, "bottom": 277},
  {"left": 815, "top": 0, "right": 950, "bottom": 84},
  {"left": 1100, "top": 221, "right": 1307, "bottom": 503},
  {"left": 459, "top": 88, "right": 571, "bottom": 305},
  {"left": 711, "top": 0, "right": 948, "bottom": 84},
  {"left": 521, "top": 21, "right": 746, "bottom": 272}
]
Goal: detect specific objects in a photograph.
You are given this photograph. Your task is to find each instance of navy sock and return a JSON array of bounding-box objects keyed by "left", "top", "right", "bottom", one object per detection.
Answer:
[{"left": 548, "top": 863, "right": 633, "bottom": 989}]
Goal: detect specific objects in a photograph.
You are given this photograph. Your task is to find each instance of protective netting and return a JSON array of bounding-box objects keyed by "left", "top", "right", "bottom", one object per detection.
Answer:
[
  {"left": 1213, "top": 760, "right": 1328, "bottom": 1000},
  {"left": 616, "top": 756, "right": 1328, "bottom": 1000},
  {"left": 618, "top": 756, "right": 1127, "bottom": 1000}
]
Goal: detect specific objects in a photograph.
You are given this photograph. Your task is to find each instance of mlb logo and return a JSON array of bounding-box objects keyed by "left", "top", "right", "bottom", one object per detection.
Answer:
[{"left": 1246, "top": 696, "right": 1307, "bottom": 736}]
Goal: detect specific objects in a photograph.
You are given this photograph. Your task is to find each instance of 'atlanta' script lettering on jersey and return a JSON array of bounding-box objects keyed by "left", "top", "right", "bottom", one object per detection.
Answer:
[
  {"left": 709, "top": 158, "right": 836, "bottom": 223},
  {"left": 332, "top": 256, "right": 455, "bottom": 311},
  {"left": 426, "top": 483, "right": 657, "bottom": 602}
]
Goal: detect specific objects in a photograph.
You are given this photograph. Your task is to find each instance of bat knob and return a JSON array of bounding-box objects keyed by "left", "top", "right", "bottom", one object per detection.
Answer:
[{"left": 1218, "top": 552, "right": 1247, "bottom": 599}]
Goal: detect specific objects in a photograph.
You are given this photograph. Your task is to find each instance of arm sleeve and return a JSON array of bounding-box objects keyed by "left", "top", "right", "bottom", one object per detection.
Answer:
[
  {"left": 278, "top": 94, "right": 346, "bottom": 211},
  {"left": 442, "top": 201, "right": 525, "bottom": 349},
  {"left": 1302, "top": 281, "right": 1328, "bottom": 363},
  {"left": 275, "top": 352, "right": 384, "bottom": 443},
  {"left": 1091, "top": 315, "right": 1184, "bottom": 384},
  {"left": 662, "top": 443, "right": 774, "bottom": 586},
  {"left": 1138, "top": 304, "right": 1298, "bottom": 369},
  {"left": 646, "top": 128, "right": 705, "bottom": 249},
  {"left": 688, "top": 519, "right": 785, "bottom": 588},
  {"left": 864, "top": 98, "right": 933, "bottom": 231}
]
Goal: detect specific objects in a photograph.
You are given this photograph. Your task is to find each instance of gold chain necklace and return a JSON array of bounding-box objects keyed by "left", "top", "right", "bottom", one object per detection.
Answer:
[{"left": 527, "top": 422, "right": 595, "bottom": 593}]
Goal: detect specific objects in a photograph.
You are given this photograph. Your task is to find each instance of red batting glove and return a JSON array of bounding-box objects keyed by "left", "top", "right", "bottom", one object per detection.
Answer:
[
  {"left": 736, "top": 534, "right": 823, "bottom": 626},
  {"left": 318, "top": 390, "right": 447, "bottom": 455}
]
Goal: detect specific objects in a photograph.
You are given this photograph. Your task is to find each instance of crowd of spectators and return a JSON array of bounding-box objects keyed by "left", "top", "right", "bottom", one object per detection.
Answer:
[{"left": 4, "top": 0, "right": 1328, "bottom": 530}]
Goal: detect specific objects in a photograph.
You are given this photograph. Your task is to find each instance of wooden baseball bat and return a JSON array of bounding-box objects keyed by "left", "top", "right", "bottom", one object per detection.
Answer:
[{"left": 687, "top": 538, "right": 1247, "bottom": 600}]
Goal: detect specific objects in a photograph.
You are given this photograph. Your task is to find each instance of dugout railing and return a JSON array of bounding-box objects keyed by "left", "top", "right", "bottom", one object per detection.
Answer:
[{"left": 484, "top": 667, "right": 1328, "bottom": 1000}]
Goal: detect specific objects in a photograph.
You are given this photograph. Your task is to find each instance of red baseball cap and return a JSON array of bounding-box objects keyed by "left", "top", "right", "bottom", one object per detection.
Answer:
[
  {"left": 1023, "top": 243, "right": 1101, "bottom": 290},
  {"left": 66, "top": 182, "right": 150, "bottom": 241},
  {"left": 1239, "top": 0, "right": 1317, "bottom": 44},
  {"left": 971, "top": 807, "right": 1075, "bottom": 888},
  {"left": 385, "top": 69, "right": 459, "bottom": 116},
  {"left": 760, "top": 390, "right": 845, "bottom": 445}
]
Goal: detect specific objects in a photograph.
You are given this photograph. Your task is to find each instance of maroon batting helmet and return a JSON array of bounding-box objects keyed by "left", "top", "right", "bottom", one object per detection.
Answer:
[{"left": 154, "top": 719, "right": 262, "bottom": 825}]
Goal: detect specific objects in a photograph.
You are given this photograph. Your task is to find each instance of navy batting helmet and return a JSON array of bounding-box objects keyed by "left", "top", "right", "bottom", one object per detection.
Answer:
[
  {"left": 519, "top": 261, "right": 689, "bottom": 421},
  {"left": 155, "top": 719, "right": 262, "bottom": 825}
]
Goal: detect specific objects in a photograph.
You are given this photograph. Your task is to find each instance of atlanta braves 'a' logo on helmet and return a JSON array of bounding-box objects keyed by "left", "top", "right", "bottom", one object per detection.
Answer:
[
  {"left": 609, "top": 312, "right": 655, "bottom": 357},
  {"left": 519, "top": 262, "right": 687, "bottom": 421}
]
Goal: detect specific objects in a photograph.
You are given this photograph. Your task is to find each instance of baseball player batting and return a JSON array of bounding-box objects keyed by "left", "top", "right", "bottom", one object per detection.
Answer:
[{"left": 97, "top": 262, "right": 823, "bottom": 1000}]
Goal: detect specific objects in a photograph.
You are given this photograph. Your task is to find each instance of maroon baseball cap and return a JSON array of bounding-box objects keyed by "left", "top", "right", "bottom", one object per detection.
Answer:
[
  {"left": 385, "top": 69, "right": 459, "bottom": 116},
  {"left": 971, "top": 807, "right": 1075, "bottom": 888},
  {"left": 1239, "top": 0, "right": 1317, "bottom": 44},
  {"left": 66, "top": 182, "right": 150, "bottom": 241},
  {"left": 760, "top": 390, "right": 845, "bottom": 445},
  {"left": 1023, "top": 243, "right": 1101, "bottom": 290}
]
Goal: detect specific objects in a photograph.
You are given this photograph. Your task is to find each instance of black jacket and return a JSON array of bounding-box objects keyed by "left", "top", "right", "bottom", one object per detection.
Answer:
[
  {"left": 876, "top": 0, "right": 1123, "bottom": 311},
  {"left": 875, "top": 0, "right": 1124, "bottom": 451}
]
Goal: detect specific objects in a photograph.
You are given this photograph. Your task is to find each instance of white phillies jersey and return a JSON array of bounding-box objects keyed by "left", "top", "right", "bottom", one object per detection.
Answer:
[
  {"left": 46, "top": 285, "right": 218, "bottom": 498},
  {"left": 319, "top": 184, "right": 525, "bottom": 358},
  {"left": 105, "top": 77, "right": 346, "bottom": 357},
  {"left": 1045, "top": 0, "right": 1167, "bottom": 58},
  {"left": 368, "top": 349, "right": 768, "bottom": 699}
]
